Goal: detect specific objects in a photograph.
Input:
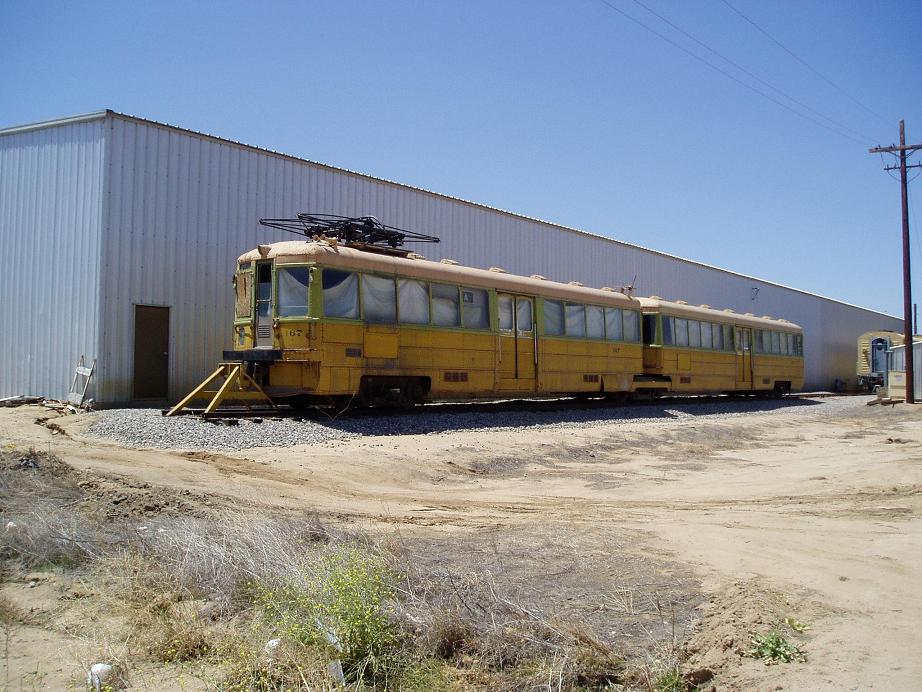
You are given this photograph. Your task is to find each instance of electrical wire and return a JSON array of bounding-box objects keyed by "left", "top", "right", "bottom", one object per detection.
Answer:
[
  {"left": 718, "top": 0, "right": 892, "bottom": 126},
  {"left": 629, "top": 0, "right": 877, "bottom": 145},
  {"left": 594, "top": 0, "right": 869, "bottom": 145}
]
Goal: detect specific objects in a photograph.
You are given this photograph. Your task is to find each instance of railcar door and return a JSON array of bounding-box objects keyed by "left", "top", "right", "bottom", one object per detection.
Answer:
[
  {"left": 735, "top": 326, "right": 753, "bottom": 389},
  {"left": 255, "top": 261, "right": 273, "bottom": 348},
  {"left": 497, "top": 294, "right": 537, "bottom": 390}
]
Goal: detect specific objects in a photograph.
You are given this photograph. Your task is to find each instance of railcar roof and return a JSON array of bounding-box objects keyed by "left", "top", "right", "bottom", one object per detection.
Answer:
[
  {"left": 239, "top": 240, "right": 640, "bottom": 308},
  {"left": 637, "top": 296, "right": 802, "bottom": 332}
]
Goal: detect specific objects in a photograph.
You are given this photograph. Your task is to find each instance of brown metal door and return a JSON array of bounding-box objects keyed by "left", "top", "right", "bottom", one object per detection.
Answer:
[{"left": 133, "top": 305, "right": 170, "bottom": 399}]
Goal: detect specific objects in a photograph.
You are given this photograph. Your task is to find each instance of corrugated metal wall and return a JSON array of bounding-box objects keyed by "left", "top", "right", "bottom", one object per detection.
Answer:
[
  {"left": 97, "top": 114, "right": 901, "bottom": 398},
  {"left": 0, "top": 119, "right": 105, "bottom": 400}
]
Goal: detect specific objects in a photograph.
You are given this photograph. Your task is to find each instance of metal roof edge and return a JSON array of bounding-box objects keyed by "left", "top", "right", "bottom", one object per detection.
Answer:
[
  {"left": 0, "top": 110, "right": 110, "bottom": 136},
  {"left": 2, "top": 110, "right": 901, "bottom": 321}
]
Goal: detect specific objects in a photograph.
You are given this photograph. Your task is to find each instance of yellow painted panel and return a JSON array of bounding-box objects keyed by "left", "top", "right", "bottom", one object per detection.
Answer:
[
  {"left": 677, "top": 353, "right": 691, "bottom": 371},
  {"left": 320, "top": 323, "right": 364, "bottom": 344},
  {"left": 365, "top": 331, "right": 399, "bottom": 358},
  {"left": 603, "top": 373, "right": 632, "bottom": 392}
]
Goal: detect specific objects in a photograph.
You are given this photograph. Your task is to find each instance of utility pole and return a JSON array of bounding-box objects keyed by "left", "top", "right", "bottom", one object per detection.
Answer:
[{"left": 870, "top": 121, "right": 921, "bottom": 403}]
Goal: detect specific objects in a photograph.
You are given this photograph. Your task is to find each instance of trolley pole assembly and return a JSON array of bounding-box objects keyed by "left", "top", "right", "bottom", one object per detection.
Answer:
[{"left": 870, "top": 121, "right": 921, "bottom": 404}]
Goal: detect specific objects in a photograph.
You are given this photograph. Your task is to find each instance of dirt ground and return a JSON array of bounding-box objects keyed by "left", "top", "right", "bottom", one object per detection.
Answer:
[{"left": 1, "top": 396, "right": 920, "bottom": 691}]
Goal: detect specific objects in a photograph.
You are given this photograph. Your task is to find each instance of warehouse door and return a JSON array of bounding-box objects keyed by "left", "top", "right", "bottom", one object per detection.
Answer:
[
  {"left": 497, "top": 294, "right": 536, "bottom": 390},
  {"left": 735, "top": 326, "right": 753, "bottom": 389},
  {"left": 133, "top": 305, "right": 170, "bottom": 400}
]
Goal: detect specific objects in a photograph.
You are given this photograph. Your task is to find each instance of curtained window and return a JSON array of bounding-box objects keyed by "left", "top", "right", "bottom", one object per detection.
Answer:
[
  {"left": 398, "top": 278, "right": 429, "bottom": 324},
  {"left": 432, "top": 284, "right": 460, "bottom": 327},
  {"left": 462, "top": 288, "right": 490, "bottom": 329},
  {"left": 544, "top": 300, "right": 563, "bottom": 335},
  {"left": 276, "top": 267, "right": 310, "bottom": 317},
  {"left": 362, "top": 274, "right": 396, "bottom": 323},
  {"left": 565, "top": 304, "right": 586, "bottom": 337},
  {"left": 322, "top": 269, "right": 359, "bottom": 319},
  {"left": 586, "top": 306, "right": 605, "bottom": 338},
  {"left": 623, "top": 311, "right": 640, "bottom": 342}
]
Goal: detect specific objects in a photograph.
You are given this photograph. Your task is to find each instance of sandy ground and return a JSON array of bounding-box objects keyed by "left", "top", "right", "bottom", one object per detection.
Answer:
[{"left": 1, "top": 396, "right": 920, "bottom": 690}]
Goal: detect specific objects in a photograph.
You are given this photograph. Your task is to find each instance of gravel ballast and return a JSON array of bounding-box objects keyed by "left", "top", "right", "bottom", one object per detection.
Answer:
[{"left": 81, "top": 396, "right": 868, "bottom": 451}]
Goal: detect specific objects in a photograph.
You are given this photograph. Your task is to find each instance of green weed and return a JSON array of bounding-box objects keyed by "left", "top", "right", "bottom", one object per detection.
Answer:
[{"left": 746, "top": 629, "right": 806, "bottom": 664}]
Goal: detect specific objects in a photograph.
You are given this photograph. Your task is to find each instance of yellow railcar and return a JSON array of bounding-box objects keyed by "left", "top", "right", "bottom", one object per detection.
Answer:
[
  {"left": 221, "top": 239, "right": 647, "bottom": 406},
  {"left": 856, "top": 330, "right": 903, "bottom": 391},
  {"left": 638, "top": 297, "right": 804, "bottom": 395},
  {"left": 169, "top": 216, "right": 805, "bottom": 413}
]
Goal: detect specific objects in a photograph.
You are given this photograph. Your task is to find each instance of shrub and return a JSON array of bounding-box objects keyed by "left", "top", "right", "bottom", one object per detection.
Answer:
[{"left": 257, "top": 543, "right": 401, "bottom": 681}]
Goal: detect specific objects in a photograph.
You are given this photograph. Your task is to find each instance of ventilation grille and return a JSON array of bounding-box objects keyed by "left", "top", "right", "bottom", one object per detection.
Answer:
[
  {"left": 583, "top": 374, "right": 600, "bottom": 383},
  {"left": 444, "top": 371, "right": 469, "bottom": 382},
  {"left": 257, "top": 324, "right": 272, "bottom": 339}
]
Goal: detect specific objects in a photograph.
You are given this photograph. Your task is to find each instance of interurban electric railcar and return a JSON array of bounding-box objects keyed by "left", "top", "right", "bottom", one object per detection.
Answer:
[
  {"left": 168, "top": 215, "right": 804, "bottom": 412},
  {"left": 637, "top": 297, "right": 804, "bottom": 396}
]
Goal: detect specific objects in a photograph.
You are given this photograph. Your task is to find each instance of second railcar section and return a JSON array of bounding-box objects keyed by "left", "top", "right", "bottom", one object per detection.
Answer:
[{"left": 638, "top": 298, "right": 804, "bottom": 395}]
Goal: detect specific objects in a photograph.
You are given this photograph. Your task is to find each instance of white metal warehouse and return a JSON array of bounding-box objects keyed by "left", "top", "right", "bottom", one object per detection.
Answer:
[{"left": 0, "top": 110, "right": 901, "bottom": 402}]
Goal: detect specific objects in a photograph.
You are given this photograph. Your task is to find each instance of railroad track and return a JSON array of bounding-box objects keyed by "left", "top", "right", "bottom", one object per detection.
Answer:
[{"left": 163, "top": 391, "right": 835, "bottom": 424}]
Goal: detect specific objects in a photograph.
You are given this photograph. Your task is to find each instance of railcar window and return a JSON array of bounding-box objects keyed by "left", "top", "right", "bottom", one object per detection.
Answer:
[
  {"left": 257, "top": 264, "right": 272, "bottom": 301},
  {"left": 498, "top": 296, "right": 514, "bottom": 331},
  {"left": 462, "top": 288, "right": 490, "bottom": 329},
  {"left": 722, "top": 325, "right": 734, "bottom": 351},
  {"left": 605, "top": 308, "right": 623, "bottom": 341},
  {"left": 362, "top": 274, "right": 397, "bottom": 323},
  {"left": 786, "top": 333, "right": 795, "bottom": 355},
  {"left": 688, "top": 320, "right": 701, "bottom": 348},
  {"left": 662, "top": 316, "right": 674, "bottom": 345},
  {"left": 781, "top": 333, "right": 790, "bottom": 355},
  {"left": 587, "top": 306, "right": 605, "bottom": 339},
  {"left": 771, "top": 331, "right": 780, "bottom": 354},
  {"left": 432, "top": 284, "right": 461, "bottom": 327},
  {"left": 397, "top": 279, "right": 429, "bottom": 324},
  {"left": 276, "top": 267, "right": 310, "bottom": 317},
  {"left": 234, "top": 271, "right": 251, "bottom": 319},
  {"left": 701, "top": 321, "right": 713, "bottom": 349},
  {"left": 516, "top": 299, "right": 534, "bottom": 332},
  {"left": 796, "top": 335, "right": 803, "bottom": 355},
  {"left": 675, "top": 318, "right": 689, "bottom": 346},
  {"left": 322, "top": 269, "right": 359, "bottom": 319},
  {"left": 565, "top": 304, "right": 587, "bottom": 338},
  {"left": 544, "top": 300, "right": 564, "bottom": 335},
  {"left": 711, "top": 323, "right": 722, "bottom": 350},
  {"left": 890, "top": 348, "right": 904, "bottom": 371},
  {"left": 624, "top": 310, "right": 640, "bottom": 342}
]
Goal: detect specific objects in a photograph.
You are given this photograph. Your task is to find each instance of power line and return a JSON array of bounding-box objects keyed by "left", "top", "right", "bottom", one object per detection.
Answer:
[
  {"left": 594, "top": 0, "right": 868, "bottom": 145},
  {"left": 718, "top": 0, "right": 892, "bottom": 126},
  {"left": 629, "top": 0, "right": 877, "bottom": 145}
]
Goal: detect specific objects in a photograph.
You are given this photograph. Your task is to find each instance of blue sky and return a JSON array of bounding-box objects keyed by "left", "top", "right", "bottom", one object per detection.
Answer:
[{"left": 2, "top": 0, "right": 921, "bottom": 316}]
